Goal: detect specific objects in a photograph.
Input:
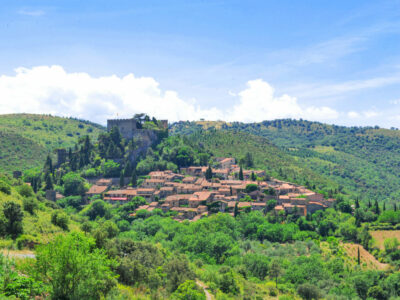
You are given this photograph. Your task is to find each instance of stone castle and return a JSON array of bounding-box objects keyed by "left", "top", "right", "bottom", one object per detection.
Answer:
[
  {"left": 107, "top": 118, "right": 168, "bottom": 140},
  {"left": 107, "top": 117, "right": 168, "bottom": 162}
]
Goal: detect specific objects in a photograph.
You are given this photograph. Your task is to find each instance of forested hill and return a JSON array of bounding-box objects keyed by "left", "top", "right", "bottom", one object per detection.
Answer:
[
  {"left": 171, "top": 120, "right": 400, "bottom": 204},
  {"left": 0, "top": 114, "right": 105, "bottom": 173}
]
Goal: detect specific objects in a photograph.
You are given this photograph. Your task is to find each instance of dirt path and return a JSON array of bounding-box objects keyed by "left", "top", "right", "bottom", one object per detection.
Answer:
[
  {"left": 196, "top": 279, "right": 213, "bottom": 300},
  {"left": 1, "top": 250, "right": 35, "bottom": 259}
]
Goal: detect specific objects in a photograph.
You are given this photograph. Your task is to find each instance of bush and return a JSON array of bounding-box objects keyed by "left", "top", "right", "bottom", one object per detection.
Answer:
[
  {"left": 23, "top": 197, "right": 38, "bottom": 214},
  {"left": 34, "top": 232, "right": 117, "bottom": 299},
  {"left": 0, "top": 180, "right": 11, "bottom": 195},
  {"left": 51, "top": 211, "right": 69, "bottom": 230},
  {"left": 17, "top": 184, "right": 34, "bottom": 198},
  {"left": 171, "top": 280, "right": 205, "bottom": 300},
  {"left": 16, "top": 234, "right": 40, "bottom": 250},
  {"left": 297, "top": 283, "right": 322, "bottom": 300}
]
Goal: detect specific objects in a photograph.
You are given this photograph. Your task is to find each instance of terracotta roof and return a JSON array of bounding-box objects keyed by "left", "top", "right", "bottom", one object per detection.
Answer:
[{"left": 87, "top": 185, "right": 108, "bottom": 194}]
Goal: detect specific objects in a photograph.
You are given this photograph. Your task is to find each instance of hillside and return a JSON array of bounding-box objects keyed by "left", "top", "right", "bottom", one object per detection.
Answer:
[
  {"left": 0, "top": 114, "right": 105, "bottom": 173},
  {"left": 187, "top": 129, "right": 339, "bottom": 193},
  {"left": 171, "top": 120, "right": 400, "bottom": 203}
]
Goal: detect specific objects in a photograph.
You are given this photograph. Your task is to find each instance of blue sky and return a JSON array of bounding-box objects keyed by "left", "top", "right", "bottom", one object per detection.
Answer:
[{"left": 1, "top": 0, "right": 400, "bottom": 127}]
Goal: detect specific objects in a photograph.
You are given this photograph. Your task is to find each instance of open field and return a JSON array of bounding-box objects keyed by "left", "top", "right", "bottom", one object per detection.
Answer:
[
  {"left": 370, "top": 230, "right": 400, "bottom": 250},
  {"left": 342, "top": 243, "right": 390, "bottom": 271}
]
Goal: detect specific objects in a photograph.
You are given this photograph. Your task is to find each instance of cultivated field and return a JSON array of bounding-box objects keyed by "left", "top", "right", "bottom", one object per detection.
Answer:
[
  {"left": 342, "top": 243, "right": 389, "bottom": 270},
  {"left": 370, "top": 230, "right": 400, "bottom": 250}
]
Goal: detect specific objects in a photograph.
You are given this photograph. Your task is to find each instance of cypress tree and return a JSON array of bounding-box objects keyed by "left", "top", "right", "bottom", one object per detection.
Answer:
[
  {"left": 357, "top": 247, "right": 361, "bottom": 265},
  {"left": 239, "top": 166, "right": 244, "bottom": 181},
  {"left": 205, "top": 166, "right": 213, "bottom": 180},
  {"left": 120, "top": 171, "right": 125, "bottom": 187},
  {"left": 230, "top": 186, "right": 233, "bottom": 196},
  {"left": 355, "top": 198, "right": 360, "bottom": 209},
  {"left": 374, "top": 200, "right": 380, "bottom": 215},
  {"left": 131, "top": 171, "right": 137, "bottom": 187},
  {"left": 394, "top": 203, "right": 397, "bottom": 211},
  {"left": 368, "top": 200, "right": 372, "bottom": 209},
  {"left": 44, "top": 154, "right": 53, "bottom": 174},
  {"left": 251, "top": 171, "right": 256, "bottom": 181},
  {"left": 234, "top": 202, "right": 239, "bottom": 218},
  {"left": 44, "top": 173, "right": 53, "bottom": 190},
  {"left": 383, "top": 202, "right": 386, "bottom": 211}
]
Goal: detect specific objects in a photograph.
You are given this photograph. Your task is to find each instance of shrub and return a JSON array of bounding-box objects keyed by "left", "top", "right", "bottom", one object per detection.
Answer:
[
  {"left": 0, "top": 181, "right": 11, "bottom": 195},
  {"left": 297, "top": 283, "right": 322, "bottom": 300},
  {"left": 23, "top": 197, "right": 38, "bottom": 215},
  {"left": 17, "top": 184, "right": 34, "bottom": 198},
  {"left": 16, "top": 234, "right": 40, "bottom": 250},
  {"left": 51, "top": 211, "right": 69, "bottom": 231}
]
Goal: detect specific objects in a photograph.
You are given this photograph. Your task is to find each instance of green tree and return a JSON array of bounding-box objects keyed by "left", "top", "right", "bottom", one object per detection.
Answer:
[
  {"left": 85, "top": 200, "right": 111, "bottom": 221},
  {"left": 131, "top": 170, "right": 137, "bottom": 186},
  {"left": 63, "top": 172, "right": 86, "bottom": 196},
  {"left": 44, "top": 173, "right": 53, "bottom": 190},
  {"left": 234, "top": 202, "right": 239, "bottom": 218},
  {"left": 269, "top": 259, "right": 282, "bottom": 288},
  {"left": 119, "top": 171, "right": 125, "bottom": 187},
  {"left": 35, "top": 232, "right": 116, "bottom": 299},
  {"left": 297, "top": 283, "right": 322, "bottom": 300},
  {"left": 205, "top": 166, "right": 213, "bottom": 180},
  {"left": 164, "top": 254, "right": 194, "bottom": 292},
  {"left": 2, "top": 201, "right": 23, "bottom": 239},
  {"left": 357, "top": 247, "right": 361, "bottom": 265},
  {"left": 51, "top": 211, "right": 69, "bottom": 230},
  {"left": 43, "top": 154, "right": 53, "bottom": 174},
  {"left": 374, "top": 200, "right": 380, "bottom": 215},
  {"left": 251, "top": 171, "right": 256, "bottom": 181},
  {"left": 239, "top": 166, "right": 244, "bottom": 181},
  {"left": 171, "top": 280, "right": 205, "bottom": 300}
]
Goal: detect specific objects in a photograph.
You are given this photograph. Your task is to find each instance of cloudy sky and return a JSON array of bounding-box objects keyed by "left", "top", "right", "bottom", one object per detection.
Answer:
[{"left": 1, "top": 0, "right": 400, "bottom": 127}]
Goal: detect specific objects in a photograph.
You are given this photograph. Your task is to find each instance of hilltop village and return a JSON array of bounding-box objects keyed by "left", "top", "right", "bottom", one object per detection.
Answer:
[{"left": 86, "top": 157, "right": 334, "bottom": 221}]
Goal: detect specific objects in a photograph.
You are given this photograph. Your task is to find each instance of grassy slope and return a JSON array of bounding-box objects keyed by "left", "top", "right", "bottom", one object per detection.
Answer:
[
  {"left": 172, "top": 120, "right": 400, "bottom": 202},
  {"left": 0, "top": 114, "right": 105, "bottom": 173},
  {"left": 0, "top": 184, "right": 79, "bottom": 244}
]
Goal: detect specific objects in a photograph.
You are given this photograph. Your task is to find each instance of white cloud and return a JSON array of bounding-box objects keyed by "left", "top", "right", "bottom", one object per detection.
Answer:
[
  {"left": 18, "top": 9, "right": 45, "bottom": 16},
  {"left": 227, "top": 79, "right": 338, "bottom": 122},
  {"left": 0, "top": 66, "right": 339, "bottom": 124},
  {"left": 348, "top": 111, "right": 360, "bottom": 118}
]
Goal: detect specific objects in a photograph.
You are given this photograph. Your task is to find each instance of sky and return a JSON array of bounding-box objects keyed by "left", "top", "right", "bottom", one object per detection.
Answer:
[{"left": 1, "top": 0, "right": 400, "bottom": 127}]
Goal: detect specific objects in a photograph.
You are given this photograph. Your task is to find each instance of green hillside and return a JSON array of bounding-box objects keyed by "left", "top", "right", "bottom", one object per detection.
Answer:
[
  {"left": 187, "top": 129, "right": 339, "bottom": 193},
  {"left": 171, "top": 120, "right": 400, "bottom": 203},
  {"left": 0, "top": 114, "right": 105, "bottom": 173}
]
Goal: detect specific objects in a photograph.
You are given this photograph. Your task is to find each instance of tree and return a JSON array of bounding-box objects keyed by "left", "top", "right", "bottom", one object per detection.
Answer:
[
  {"left": 44, "top": 173, "right": 53, "bottom": 191},
  {"left": 374, "top": 200, "right": 380, "bottom": 215},
  {"left": 34, "top": 232, "right": 116, "bottom": 299},
  {"left": 131, "top": 171, "right": 137, "bottom": 187},
  {"left": 164, "top": 254, "right": 195, "bottom": 292},
  {"left": 234, "top": 202, "right": 239, "bottom": 218},
  {"left": 119, "top": 171, "right": 125, "bottom": 187},
  {"left": 297, "top": 283, "right": 322, "bottom": 300},
  {"left": 245, "top": 184, "right": 258, "bottom": 194},
  {"left": 85, "top": 200, "right": 111, "bottom": 221},
  {"left": 171, "top": 280, "right": 205, "bottom": 300},
  {"left": 51, "top": 211, "right": 69, "bottom": 230},
  {"left": 205, "top": 166, "right": 213, "bottom": 180},
  {"left": 251, "top": 171, "right": 256, "bottom": 181},
  {"left": 43, "top": 154, "right": 53, "bottom": 174},
  {"left": 357, "top": 247, "right": 361, "bottom": 265},
  {"left": 355, "top": 198, "right": 360, "bottom": 209},
  {"left": 63, "top": 172, "right": 86, "bottom": 196},
  {"left": 2, "top": 201, "right": 23, "bottom": 239},
  {"left": 269, "top": 259, "right": 282, "bottom": 288},
  {"left": 239, "top": 166, "right": 244, "bottom": 181}
]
